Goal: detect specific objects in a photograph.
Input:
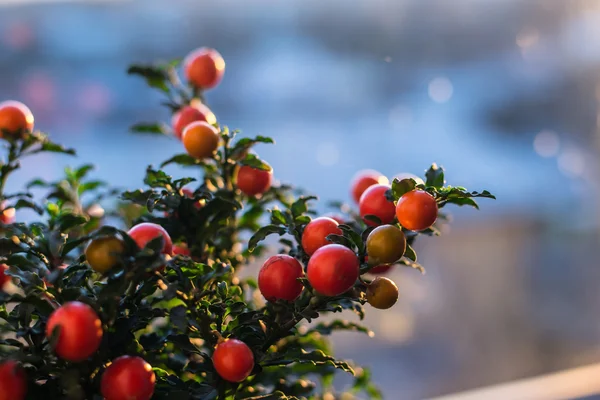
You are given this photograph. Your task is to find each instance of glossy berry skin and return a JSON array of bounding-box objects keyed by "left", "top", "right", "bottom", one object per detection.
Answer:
[
  {"left": 0, "top": 202, "right": 15, "bottom": 224},
  {"left": 307, "top": 244, "right": 359, "bottom": 296},
  {"left": 212, "top": 339, "right": 254, "bottom": 382},
  {"left": 395, "top": 190, "right": 438, "bottom": 231},
  {"left": 101, "top": 356, "right": 156, "bottom": 400},
  {"left": 172, "top": 243, "right": 191, "bottom": 256},
  {"left": 172, "top": 102, "right": 216, "bottom": 140},
  {"left": 235, "top": 165, "right": 272, "bottom": 196},
  {"left": 184, "top": 47, "right": 225, "bottom": 89},
  {"left": 369, "top": 264, "right": 393, "bottom": 275},
  {"left": 301, "top": 217, "right": 342, "bottom": 256},
  {"left": 0, "top": 360, "right": 26, "bottom": 400},
  {"left": 45, "top": 301, "right": 103, "bottom": 362},
  {"left": 366, "top": 225, "right": 406, "bottom": 265},
  {"left": 358, "top": 184, "right": 396, "bottom": 226},
  {"left": 0, "top": 100, "right": 34, "bottom": 136},
  {"left": 350, "top": 170, "right": 389, "bottom": 204},
  {"left": 366, "top": 277, "right": 399, "bottom": 309},
  {"left": 258, "top": 255, "right": 304, "bottom": 302},
  {"left": 0, "top": 264, "right": 10, "bottom": 290},
  {"left": 182, "top": 121, "right": 220, "bottom": 159},
  {"left": 128, "top": 222, "right": 173, "bottom": 255},
  {"left": 85, "top": 236, "right": 125, "bottom": 273}
]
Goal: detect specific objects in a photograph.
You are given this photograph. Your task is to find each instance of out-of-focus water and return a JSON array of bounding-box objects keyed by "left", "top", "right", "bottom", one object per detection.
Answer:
[{"left": 2, "top": 0, "right": 600, "bottom": 398}]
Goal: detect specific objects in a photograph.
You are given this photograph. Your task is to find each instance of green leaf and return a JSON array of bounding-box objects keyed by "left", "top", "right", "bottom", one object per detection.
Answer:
[
  {"left": 290, "top": 196, "right": 317, "bottom": 218},
  {"left": 130, "top": 122, "right": 169, "bottom": 135},
  {"left": 270, "top": 209, "right": 291, "bottom": 226},
  {"left": 306, "top": 320, "right": 373, "bottom": 337},
  {"left": 127, "top": 65, "right": 170, "bottom": 93},
  {"left": 404, "top": 243, "right": 417, "bottom": 261},
  {"left": 425, "top": 163, "right": 445, "bottom": 187},
  {"left": 14, "top": 199, "right": 43, "bottom": 214},
  {"left": 248, "top": 225, "right": 287, "bottom": 252},
  {"left": 74, "top": 164, "right": 95, "bottom": 181},
  {"left": 160, "top": 154, "right": 203, "bottom": 168},
  {"left": 38, "top": 140, "right": 76, "bottom": 156},
  {"left": 391, "top": 178, "right": 416, "bottom": 200},
  {"left": 78, "top": 180, "right": 105, "bottom": 196},
  {"left": 56, "top": 213, "right": 88, "bottom": 231},
  {"left": 239, "top": 153, "right": 272, "bottom": 172},
  {"left": 144, "top": 167, "right": 171, "bottom": 188},
  {"left": 264, "top": 349, "right": 355, "bottom": 375},
  {"left": 231, "top": 136, "right": 275, "bottom": 159}
]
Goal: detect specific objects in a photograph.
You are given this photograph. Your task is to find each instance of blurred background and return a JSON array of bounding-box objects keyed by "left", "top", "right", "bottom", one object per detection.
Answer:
[{"left": 1, "top": 0, "right": 600, "bottom": 398}]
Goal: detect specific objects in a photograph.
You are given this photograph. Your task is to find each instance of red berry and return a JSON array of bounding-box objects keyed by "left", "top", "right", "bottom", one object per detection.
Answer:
[
  {"left": 301, "top": 217, "right": 342, "bottom": 256},
  {"left": 172, "top": 243, "right": 191, "bottom": 256},
  {"left": 258, "top": 255, "right": 304, "bottom": 302},
  {"left": 172, "top": 102, "right": 216, "bottom": 140},
  {"left": 128, "top": 222, "right": 173, "bottom": 255},
  {"left": 307, "top": 244, "right": 359, "bottom": 296},
  {"left": 358, "top": 184, "right": 395, "bottom": 226},
  {"left": 183, "top": 48, "right": 225, "bottom": 89},
  {"left": 369, "top": 264, "right": 393, "bottom": 275},
  {"left": 0, "top": 100, "right": 34, "bottom": 137},
  {"left": 350, "top": 170, "right": 389, "bottom": 204},
  {"left": 0, "top": 201, "right": 15, "bottom": 224},
  {"left": 0, "top": 264, "right": 10, "bottom": 290},
  {"left": 395, "top": 190, "right": 438, "bottom": 231},
  {"left": 0, "top": 360, "right": 26, "bottom": 400},
  {"left": 212, "top": 339, "right": 254, "bottom": 382},
  {"left": 101, "top": 356, "right": 156, "bottom": 400},
  {"left": 235, "top": 165, "right": 273, "bottom": 197},
  {"left": 45, "top": 301, "right": 103, "bottom": 362}
]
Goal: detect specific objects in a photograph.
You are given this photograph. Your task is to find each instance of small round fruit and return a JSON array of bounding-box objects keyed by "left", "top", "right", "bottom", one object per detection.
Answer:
[
  {"left": 0, "top": 100, "right": 34, "bottom": 136},
  {"left": 0, "top": 202, "right": 15, "bottom": 224},
  {"left": 212, "top": 339, "right": 254, "bottom": 382},
  {"left": 101, "top": 356, "right": 156, "bottom": 400},
  {"left": 0, "top": 360, "right": 26, "bottom": 400},
  {"left": 173, "top": 243, "right": 191, "bottom": 256},
  {"left": 307, "top": 244, "right": 359, "bottom": 296},
  {"left": 359, "top": 184, "right": 396, "bottom": 226},
  {"left": 0, "top": 264, "right": 10, "bottom": 290},
  {"left": 182, "top": 121, "right": 220, "bottom": 159},
  {"left": 184, "top": 48, "right": 225, "bottom": 89},
  {"left": 350, "top": 170, "right": 389, "bottom": 204},
  {"left": 172, "top": 102, "right": 216, "bottom": 140},
  {"left": 369, "top": 264, "right": 393, "bottom": 275},
  {"left": 85, "top": 236, "right": 125, "bottom": 273},
  {"left": 45, "top": 301, "right": 103, "bottom": 362},
  {"left": 258, "top": 255, "right": 304, "bottom": 302},
  {"left": 396, "top": 190, "right": 438, "bottom": 231},
  {"left": 128, "top": 222, "right": 173, "bottom": 255},
  {"left": 301, "top": 217, "right": 342, "bottom": 256},
  {"left": 235, "top": 165, "right": 273, "bottom": 196},
  {"left": 366, "top": 225, "right": 406, "bottom": 265},
  {"left": 181, "top": 188, "right": 205, "bottom": 210},
  {"left": 366, "top": 277, "right": 399, "bottom": 309}
]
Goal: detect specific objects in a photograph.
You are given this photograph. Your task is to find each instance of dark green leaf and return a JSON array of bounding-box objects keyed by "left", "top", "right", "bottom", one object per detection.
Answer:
[
  {"left": 130, "top": 122, "right": 169, "bottom": 135},
  {"left": 239, "top": 153, "right": 272, "bottom": 172},
  {"left": 160, "top": 154, "right": 203, "bottom": 168},
  {"left": 391, "top": 178, "right": 416, "bottom": 200},
  {"left": 127, "top": 65, "right": 170, "bottom": 93},
  {"left": 425, "top": 163, "right": 445, "bottom": 187},
  {"left": 404, "top": 244, "right": 417, "bottom": 261},
  {"left": 248, "top": 225, "right": 287, "bottom": 252}
]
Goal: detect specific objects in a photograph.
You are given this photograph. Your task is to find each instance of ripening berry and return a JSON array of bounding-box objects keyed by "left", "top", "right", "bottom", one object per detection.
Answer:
[
  {"left": 212, "top": 339, "right": 254, "bottom": 382},
  {"left": 395, "top": 190, "right": 438, "bottom": 231}
]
